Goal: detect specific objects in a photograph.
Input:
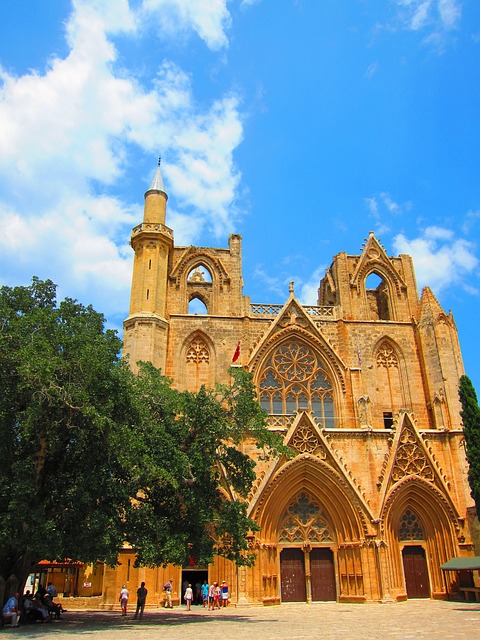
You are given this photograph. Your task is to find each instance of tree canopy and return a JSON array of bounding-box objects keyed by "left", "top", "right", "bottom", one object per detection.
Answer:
[
  {"left": 0, "top": 278, "right": 284, "bottom": 603},
  {"left": 459, "top": 375, "right": 480, "bottom": 520}
]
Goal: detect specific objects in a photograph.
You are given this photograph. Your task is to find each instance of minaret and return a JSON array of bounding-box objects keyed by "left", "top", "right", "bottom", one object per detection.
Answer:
[{"left": 123, "top": 159, "right": 173, "bottom": 373}]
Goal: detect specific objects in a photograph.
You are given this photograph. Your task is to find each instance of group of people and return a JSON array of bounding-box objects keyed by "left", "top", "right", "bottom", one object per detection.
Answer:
[
  {"left": 117, "top": 577, "right": 230, "bottom": 618},
  {"left": 2, "top": 582, "right": 66, "bottom": 627},
  {"left": 202, "top": 580, "right": 229, "bottom": 610}
]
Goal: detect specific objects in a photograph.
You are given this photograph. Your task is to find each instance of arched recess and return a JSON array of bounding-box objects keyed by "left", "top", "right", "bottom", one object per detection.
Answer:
[
  {"left": 170, "top": 250, "right": 231, "bottom": 315},
  {"left": 372, "top": 336, "right": 412, "bottom": 422},
  {"left": 252, "top": 329, "right": 347, "bottom": 430},
  {"left": 251, "top": 455, "right": 369, "bottom": 602},
  {"left": 382, "top": 476, "right": 460, "bottom": 599},
  {"left": 253, "top": 455, "right": 367, "bottom": 543},
  {"left": 351, "top": 259, "right": 406, "bottom": 323},
  {"left": 179, "top": 331, "right": 216, "bottom": 391},
  {"left": 365, "top": 271, "right": 391, "bottom": 320}
]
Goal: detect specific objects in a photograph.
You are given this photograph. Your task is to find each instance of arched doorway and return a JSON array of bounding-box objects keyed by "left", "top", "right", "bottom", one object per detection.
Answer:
[
  {"left": 278, "top": 493, "right": 337, "bottom": 602},
  {"left": 402, "top": 546, "right": 430, "bottom": 598}
]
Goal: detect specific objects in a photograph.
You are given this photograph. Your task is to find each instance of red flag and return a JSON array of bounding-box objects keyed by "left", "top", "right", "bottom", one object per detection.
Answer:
[{"left": 232, "top": 341, "right": 240, "bottom": 363}]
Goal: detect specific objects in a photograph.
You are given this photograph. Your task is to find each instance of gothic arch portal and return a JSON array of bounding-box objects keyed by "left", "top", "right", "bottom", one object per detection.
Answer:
[
  {"left": 382, "top": 476, "right": 460, "bottom": 599},
  {"left": 251, "top": 455, "right": 370, "bottom": 602}
]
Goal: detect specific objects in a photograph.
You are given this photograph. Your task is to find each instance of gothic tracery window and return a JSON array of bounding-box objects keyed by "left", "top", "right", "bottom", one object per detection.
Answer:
[
  {"left": 398, "top": 509, "right": 425, "bottom": 541},
  {"left": 376, "top": 343, "right": 398, "bottom": 369},
  {"left": 259, "top": 341, "right": 334, "bottom": 427},
  {"left": 279, "top": 493, "right": 334, "bottom": 543},
  {"left": 186, "top": 337, "right": 210, "bottom": 363}
]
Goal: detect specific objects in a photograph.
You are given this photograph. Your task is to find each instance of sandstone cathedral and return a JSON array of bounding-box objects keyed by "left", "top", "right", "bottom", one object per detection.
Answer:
[{"left": 93, "top": 162, "right": 474, "bottom": 605}]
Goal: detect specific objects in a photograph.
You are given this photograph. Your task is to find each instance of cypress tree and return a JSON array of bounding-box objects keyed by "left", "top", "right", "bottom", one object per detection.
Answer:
[{"left": 459, "top": 375, "right": 480, "bottom": 520}]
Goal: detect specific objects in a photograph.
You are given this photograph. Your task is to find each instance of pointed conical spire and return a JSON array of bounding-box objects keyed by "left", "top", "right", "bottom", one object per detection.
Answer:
[
  {"left": 147, "top": 157, "right": 167, "bottom": 194},
  {"left": 143, "top": 157, "right": 168, "bottom": 224}
]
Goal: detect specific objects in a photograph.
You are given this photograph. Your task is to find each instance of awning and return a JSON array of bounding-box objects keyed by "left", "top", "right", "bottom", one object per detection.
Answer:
[{"left": 440, "top": 556, "right": 480, "bottom": 571}]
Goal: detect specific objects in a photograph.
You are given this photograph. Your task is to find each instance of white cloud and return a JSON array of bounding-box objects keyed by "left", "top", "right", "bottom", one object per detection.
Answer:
[
  {"left": 393, "top": 226, "right": 478, "bottom": 294},
  {"left": 140, "top": 0, "right": 232, "bottom": 50},
  {"left": 298, "top": 266, "right": 328, "bottom": 306},
  {"left": 395, "top": 0, "right": 461, "bottom": 31},
  {"left": 364, "top": 192, "right": 411, "bottom": 236},
  {"left": 0, "top": 0, "right": 245, "bottom": 323},
  {"left": 364, "top": 61, "right": 379, "bottom": 79},
  {"left": 392, "top": 0, "right": 462, "bottom": 49}
]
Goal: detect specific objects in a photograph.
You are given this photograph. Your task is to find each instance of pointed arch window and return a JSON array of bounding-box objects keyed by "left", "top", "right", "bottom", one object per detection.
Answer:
[
  {"left": 188, "top": 296, "right": 208, "bottom": 315},
  {"left": 279, "top": 493, "right": 334, "bottom": 543},
  {"left": 365, "top": 272, "right": 390, "bottom": 320},
  {"left": 187, "top": 265, "right": 212, "bottom": 283},
  {"left": 259, "top": 341, "right": 334, "bottom": 427},
  {"left": 399, "top": 509, "right": 425, "bottom": 541}
]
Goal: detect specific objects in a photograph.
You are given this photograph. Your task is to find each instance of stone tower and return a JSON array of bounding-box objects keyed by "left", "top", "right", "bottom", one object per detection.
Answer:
[{"left": 123, "top": 160, "right": 173, "bottom": 373}]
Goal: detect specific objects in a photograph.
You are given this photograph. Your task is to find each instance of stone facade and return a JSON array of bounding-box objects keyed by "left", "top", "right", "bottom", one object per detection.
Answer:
[{"left": 115, "top": 164, "right": 475, "bottom": 605}]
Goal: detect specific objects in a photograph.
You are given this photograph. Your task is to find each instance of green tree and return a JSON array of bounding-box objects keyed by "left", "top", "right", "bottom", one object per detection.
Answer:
[
  {"left": 123, "top": 362, "right": 285, "bottom": 570},
  {"left": 0, "top": 278, "right": 285, "bottom": 602},
  {"left": 459, "top": 375, "right": 480, "bottom": 520},
  {"left": 0, "top": 277, "right": 139, "bottom": 602}
]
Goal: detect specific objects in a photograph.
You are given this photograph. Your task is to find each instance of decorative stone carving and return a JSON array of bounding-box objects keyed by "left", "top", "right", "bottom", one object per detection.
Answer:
[
  {"left": 186, "top": 338, "right": 210, "bottom": 364},
  {"left": 291, "top": 424, "right": 327, "bottom": 458},
  {"left": 279, "top": 492, "right": 334, "bottom": 543},
  {"left": 392, "top": 424, "right": 434, "bottom": 483}
]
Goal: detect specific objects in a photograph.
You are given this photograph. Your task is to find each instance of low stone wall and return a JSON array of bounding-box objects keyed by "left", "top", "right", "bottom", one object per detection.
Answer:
[{"left": 56, "top": 595, "right": 103, "bottom": 609}]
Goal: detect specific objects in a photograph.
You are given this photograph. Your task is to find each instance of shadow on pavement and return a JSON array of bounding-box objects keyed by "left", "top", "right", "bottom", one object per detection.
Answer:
[{"left": 15, "top": 609, "right": 267, "bottom": 635}]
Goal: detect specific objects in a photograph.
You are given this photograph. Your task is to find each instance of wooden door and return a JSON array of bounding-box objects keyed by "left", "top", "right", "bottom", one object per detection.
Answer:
[
  {"left": 311, "top": 548, "right": 336, "bottom": 601},
  {"left": 280, "top": 548, "right": 306, "bottom": 602},
  {"left": 402, "top": 546, "right": 430, "bottom": 598}
]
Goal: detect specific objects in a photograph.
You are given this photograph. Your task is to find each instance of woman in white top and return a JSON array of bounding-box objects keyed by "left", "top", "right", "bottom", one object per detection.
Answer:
[{"left": 119, "top": 585, "right": 129, "bottom": 616}]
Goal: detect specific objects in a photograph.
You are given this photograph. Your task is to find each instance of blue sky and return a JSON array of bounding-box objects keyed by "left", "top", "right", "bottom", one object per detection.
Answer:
[{"left": 0, "top": 0, "right": 479, "bottom": 392}]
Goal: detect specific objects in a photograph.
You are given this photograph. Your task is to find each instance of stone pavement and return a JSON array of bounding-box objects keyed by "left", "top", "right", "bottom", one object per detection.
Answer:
[{"left": 2, "top": 600, "right": 480, "bottom": 640}]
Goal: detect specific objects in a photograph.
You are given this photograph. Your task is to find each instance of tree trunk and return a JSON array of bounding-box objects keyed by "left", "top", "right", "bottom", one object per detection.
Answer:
[{"left": 0, "top": 552, "right": 37, "bottom": 605}]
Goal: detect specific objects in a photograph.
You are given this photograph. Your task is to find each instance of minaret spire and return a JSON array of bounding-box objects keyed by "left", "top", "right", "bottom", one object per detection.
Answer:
[{"left": 143, "top": 156, "right": 168, "bottom": 224}]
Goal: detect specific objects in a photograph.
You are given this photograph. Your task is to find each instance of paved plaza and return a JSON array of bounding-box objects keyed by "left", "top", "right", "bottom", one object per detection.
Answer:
[{"left": 2, "top": 600, "right": 480, "bottom": 640}]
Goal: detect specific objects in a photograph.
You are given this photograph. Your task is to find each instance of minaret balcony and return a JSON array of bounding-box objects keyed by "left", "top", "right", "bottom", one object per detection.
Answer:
[{"left": 131, "top": 222, "right": 173, "bottom": 239}]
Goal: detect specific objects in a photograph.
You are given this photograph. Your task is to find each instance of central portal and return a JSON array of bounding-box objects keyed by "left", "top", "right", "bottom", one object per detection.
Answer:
[{"left": 280, "top": 547, "right": 337, "bottom": 602}]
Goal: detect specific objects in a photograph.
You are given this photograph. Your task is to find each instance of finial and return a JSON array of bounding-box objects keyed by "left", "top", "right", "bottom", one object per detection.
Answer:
[
  {"left": 158, "top": 156, "right": 161, "bottom": 166},
  {"left": 289, "top": 281, "right": 294, "bottom": 294}
]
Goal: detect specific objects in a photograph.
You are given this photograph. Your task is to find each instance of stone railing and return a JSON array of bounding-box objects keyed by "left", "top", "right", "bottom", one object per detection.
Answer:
[
  {"left": 250, "top": 303, "right": 335, "bottom": 318},
  {"left": 266, "top": 414, "right": 295, "bottom": 430},
  {"left": 131, "top": 222, "right": 173, "bottom": 238}
]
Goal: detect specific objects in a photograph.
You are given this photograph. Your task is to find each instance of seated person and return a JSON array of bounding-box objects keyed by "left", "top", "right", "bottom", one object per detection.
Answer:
[
  {"left": 43, "top": 593, "right": 62, "bottom": 619},
  {"left": 2, "top": 593, "right": 20, "bottom": 627},
  {"left": 21, "top": 592, "right": 43, "bottom": 624},
  {"left": 33, "top": 592, "right": 50, "bottom": 622}
]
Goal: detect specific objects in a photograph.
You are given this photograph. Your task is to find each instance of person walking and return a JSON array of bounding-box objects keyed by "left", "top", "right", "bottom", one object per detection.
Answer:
[
  {"left": 163, "top": 578, "right": 174, "bottom": 608},
  {"left": 184, "top": 583, "right": 193, "bottom": 611},
  {"left": 133, "top": 581, "right": 148, "bottom": 620},
  {"left": 201, "top": 580, "right": 209, "bottom": 608},
  {"left": 119, "top": 584, "right": 129, "bottom": 616}
]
